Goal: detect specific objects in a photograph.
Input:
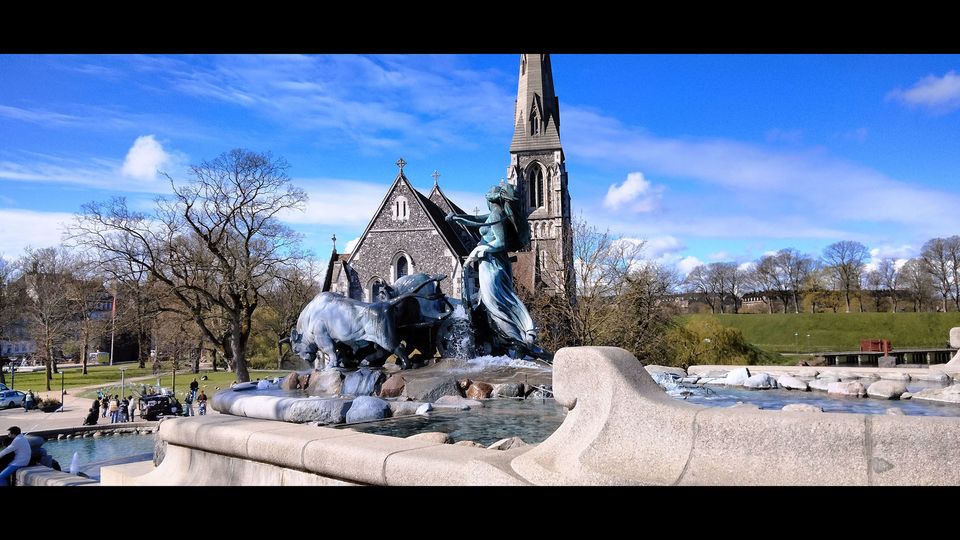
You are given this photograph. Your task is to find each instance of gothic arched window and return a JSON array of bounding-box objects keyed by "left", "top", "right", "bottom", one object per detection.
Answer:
[
  {"left": 531, "top": 109, "right": 541, "bottom": 136},
  {"left": 368, "top": 277, "right": 385, "bottom": 302},
  {"left": 528, "top": 166, "right": 544, "bottom": 209},
  {"left": 396, "top": 256, "right": 408, "bottom": 279}
]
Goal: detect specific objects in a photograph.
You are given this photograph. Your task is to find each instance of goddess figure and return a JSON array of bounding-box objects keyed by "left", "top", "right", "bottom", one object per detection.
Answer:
[{"left": 447, "top": 182, "right": 548, "bottom": 359}]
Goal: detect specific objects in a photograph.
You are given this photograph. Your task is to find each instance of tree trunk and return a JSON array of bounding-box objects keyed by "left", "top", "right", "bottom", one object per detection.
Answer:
[
  {"left": 45, "top": 349, "right": 52, "bottom": 391},
  {"left": 232, "top": 322, "right": 248, "bottom": 382},
  {"left": 844, "top": 289, "right": 852, "bottom": 313},
  {"left": 81, "top": 323, "right": 89, "bottom": 375},
  {"left": 276, "top": 338, "right": 284, "bottom": 370},
  {"left": 193, "top": 337, "right": 202, "bottom": 374},
  {"left": 212, "top": 348, "right": 218, "bottom": 372}
]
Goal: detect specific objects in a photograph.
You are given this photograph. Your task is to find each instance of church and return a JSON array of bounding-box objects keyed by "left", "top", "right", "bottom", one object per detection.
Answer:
[{"left": 323, "top": 54, "right": 574, "bottom": 302}]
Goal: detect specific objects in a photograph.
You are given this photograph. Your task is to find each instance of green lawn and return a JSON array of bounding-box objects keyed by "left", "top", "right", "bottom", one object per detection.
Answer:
[
  {"left": 2, "top": 362, "right": 290, "bottom": 402},
  {"left": 73, "top": 369, "right": 290, "bottom": 401},
  {"left": 681, "top": 312, "right": 960, "bottom": 354}
]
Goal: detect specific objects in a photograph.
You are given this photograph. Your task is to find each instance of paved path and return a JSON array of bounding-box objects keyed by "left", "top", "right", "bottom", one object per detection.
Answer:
[{"left": 0, "top": 369, "right": 209, "bottom": 434}]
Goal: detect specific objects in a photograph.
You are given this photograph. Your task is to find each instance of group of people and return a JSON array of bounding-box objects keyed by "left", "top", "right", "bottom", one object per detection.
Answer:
[
  {"left": 184, "top": 379, "right": 208, "bottom": 416},
  {"left": 83, "top": 392, "right": 138, "bottom": 426}
]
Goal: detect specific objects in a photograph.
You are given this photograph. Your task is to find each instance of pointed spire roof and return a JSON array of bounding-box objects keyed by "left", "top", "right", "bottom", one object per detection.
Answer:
[{"left": 510, "top": 53, "right": 562, "bottom": 153}]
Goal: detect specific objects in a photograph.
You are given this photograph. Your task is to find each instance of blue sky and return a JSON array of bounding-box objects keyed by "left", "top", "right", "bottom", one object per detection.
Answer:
[{"left": 2, "top": 54, "right": 960, "bottom": 275}]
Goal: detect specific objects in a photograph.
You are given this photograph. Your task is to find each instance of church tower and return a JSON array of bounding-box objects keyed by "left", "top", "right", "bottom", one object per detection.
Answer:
[{"left": 506, "top": 53, "right": 574, "bottom": 297}]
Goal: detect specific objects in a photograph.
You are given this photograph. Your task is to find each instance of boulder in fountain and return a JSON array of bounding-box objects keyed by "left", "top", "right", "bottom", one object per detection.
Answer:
[
  {"left": 389, "top": 401, "right": 428, "bottom": 416},
  {"left": 782, "top": 403, "right": 822, "bottom": 413},
  {"left": 403, "top": 376, "right": 461, "bottom": 402},
  {"left": 867, "top": 380, "right": 908, "bottom": 400},
  {"left": 743, "top": 373, "right": 777, "bottom": 389},
  {"left": 466, "top": 381, "right": 493, "bottom": 399},
  {"left": 911, "top": 383, "right": 960, "bottom": 404},
  {"left": 433, "top": 395, "right": 484, "bottom": 409},
  {"left": 492, "top": 382, "right": 524, "bottom": 398},
  {"left": 724, "top": 367, "right": 751, "bottom": 386},
  {"left": 307, "top": 369, "right": 344, "bottom": 396},
  {"left": 827, "top": 381, "right": 866, "bottom": 397},
  {"left": 777, "top": 375, "right": 809, "bottom": 391},
  {"left": 379, "top": 374, "right": 406, "bottom": 398},
  {"left": 345, "top": 396, "right": 391, "bottom": 423}
]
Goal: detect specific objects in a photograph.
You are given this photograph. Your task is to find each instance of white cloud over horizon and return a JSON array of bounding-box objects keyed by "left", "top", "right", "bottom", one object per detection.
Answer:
[
  {"left": 603, "top": 172, "right": 663, "bottom": 212},
  {"left": 0, "top": 209, "right": 73, "bottom": 257},
  {"left": 121, "top": 135, "right": 172, "bottom": 181},
  {"left": 888, "top": 70, "right": 960, "bottom": 114}
]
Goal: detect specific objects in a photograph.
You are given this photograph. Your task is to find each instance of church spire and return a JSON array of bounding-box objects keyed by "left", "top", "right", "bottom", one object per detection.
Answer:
[{"left": 510, "top": 54, "right": 562, "bottom": 153}]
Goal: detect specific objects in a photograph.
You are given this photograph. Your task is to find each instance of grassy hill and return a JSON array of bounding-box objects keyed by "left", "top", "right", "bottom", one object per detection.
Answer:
[{"left": 681, "top": 312, "right": 960, "bottom": 354}]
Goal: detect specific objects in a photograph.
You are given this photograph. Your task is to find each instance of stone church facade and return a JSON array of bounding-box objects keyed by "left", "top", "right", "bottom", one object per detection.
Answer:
[{"left": 324, "top": 53, "right": 574, "bottom": 302}]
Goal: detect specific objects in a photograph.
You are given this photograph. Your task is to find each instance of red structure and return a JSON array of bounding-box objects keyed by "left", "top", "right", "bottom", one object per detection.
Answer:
[{"left": 860, "top": 339, "right": 892, "bottom": 354}]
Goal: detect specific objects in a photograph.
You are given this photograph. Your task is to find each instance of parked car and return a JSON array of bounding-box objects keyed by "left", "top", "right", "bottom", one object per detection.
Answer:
[
  {"left": 0, "top": 390, "right": 26, "bottom": 409},
  {"left": 138, "top": 394, "right": 182, "bottom": 421}
]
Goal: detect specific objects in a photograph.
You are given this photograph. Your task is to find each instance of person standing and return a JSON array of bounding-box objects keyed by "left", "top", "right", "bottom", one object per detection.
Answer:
[
  {"left": 101, "top": 396, "right": 109, "bottom": 418},
  {"left": 183, "top": 390, "right": 194, "bottom": 416},
  {"left": 196, "top": 390, "right": 207, "bottom": 416},
  {"left": 109, "top": 395, "right": 120, "bottom": 423},
  {"left": 128, "top": 396, "right": 137, "bottom": 422},
  {"left": 189, "top": 378, "right": 199, "bottom": 399},
  {"left": 23, "top": 390, "right": 35, "bottom": 412},
  {"left": 0, "top": 427, "right": 31, "bottom": 486},
  {"left": 119, "top": 396, "right": 129, "bottom": 422}
]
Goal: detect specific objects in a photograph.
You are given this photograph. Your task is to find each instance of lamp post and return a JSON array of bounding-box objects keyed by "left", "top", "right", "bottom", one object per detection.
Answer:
[
  {"left": 794, "top": 332, "right": 799, "bottom": 354},
  {"left": 704, "top": 338, "right": 713, "bottom": 363},
  {"left": 60, "top": 371, "right": 65, "bottom": 412},
  {"left": 10, "top": 365, "right": 14, "bottom": 390},
  {"left": 806, "top": 334, "right": 811, "bottom": 353},
  {"left": 119, "top": 367, "right": 127, "bottom": 400}
]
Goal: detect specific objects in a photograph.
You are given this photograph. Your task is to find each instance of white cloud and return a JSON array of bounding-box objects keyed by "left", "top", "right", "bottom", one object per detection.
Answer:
[
  {"left": 676, "top": 255, "right": 704, "bottom": 276},
  {"left": 642, "top": 235, "right": 684, "bottom": 259},
  {"left": 279, "top": 179, "right": 387, "bottom": 227},
  {"left": 888, "top": 71, "right": 960, "bottom": 113},
  {"left": 564, "top": 105, "right": 960, "bottom": 240},
  {"left": 344, "top": 237, "right": 361, "bottom": 254},
  {"left": 869, "top": 244, "right": 916, "bottom": 261},
  {"left": 121, "top": 135, "right": 171, "bottom": 181},
  {"left": 738, "top": 261, "right": 755, "bottom": 273},
  {"left": 603, "top": 172, "right": 663, "bottom": 212},
  {"left": 0, "top": 209, "right": 73, "bottom": 256},
  {"left": 708, "top": 251, "right": 730, "bottom": 262}
]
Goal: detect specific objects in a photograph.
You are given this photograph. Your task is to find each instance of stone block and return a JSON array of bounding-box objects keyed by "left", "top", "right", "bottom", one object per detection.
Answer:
[
  {"left": 345, "top": 396, "right": 391, "bottom": 423},
  {"left": 403, "top": 376, "right": 461, "bottom": 402},
  {"left": 302, "top": 433, "right": 439, "bottom": 485},
  {"left": 379, "top": 373, "right": 406, "bottom": 398},
  {"left": 491, "top": 382, "right": 524, "bottom": 398},
  {"left": 777, "top": 375, "right": 809, "bottom": 391},
  {"left": 306, "top": 369, "right": 344, "bottom": 396},
  {"left": 866, "top": 380, "right": 907, "bottom": 400}
]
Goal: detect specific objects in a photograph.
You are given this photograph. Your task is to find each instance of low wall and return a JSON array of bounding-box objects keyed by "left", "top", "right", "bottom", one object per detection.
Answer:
[
  {"left": 14, "top": 466, "right": 97, "bottom": 486},
  {"left": 105, "top": 347, "right": 960, "bottom": 486}
]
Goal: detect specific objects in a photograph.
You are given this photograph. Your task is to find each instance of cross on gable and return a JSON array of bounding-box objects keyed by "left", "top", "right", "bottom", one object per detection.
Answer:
[
  {"left": 396, "top": 157, "right": 407, "bottom": 172},
  {"left": 432, "top": 170, "right": 440, "bottom": 186}
]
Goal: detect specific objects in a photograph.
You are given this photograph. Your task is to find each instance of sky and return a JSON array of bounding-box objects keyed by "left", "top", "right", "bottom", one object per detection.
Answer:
[{"left": 2, "top": 54, "right": 960, "bottom": 275}]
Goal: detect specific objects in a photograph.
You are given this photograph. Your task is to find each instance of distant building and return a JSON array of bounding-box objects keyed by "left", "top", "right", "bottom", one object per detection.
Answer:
[{"left": 323, "top": 54, "right": 574, "bottom": 301}]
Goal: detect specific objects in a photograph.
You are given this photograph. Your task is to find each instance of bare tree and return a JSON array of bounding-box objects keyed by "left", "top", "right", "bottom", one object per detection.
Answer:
[
  {"left": 72, "top": 149, "right": 308, "bottom": 383},
  {"left": 920, "top": 237, "right": 953, "bottom": 312},
  {"left": 0, "top": 257, "right": 15, "bottom": 386},
  {"left": 875, "top": 258, "right": 900, "bottom": 313},
  {"left": 946, "top": 235, "right": 960, "bottom": 311},
  {"left": 259, "top": 260, "right": 322, "bottom": 369},
  {"left": 822, "top": 241, "right": 869, "bottom": 313},
  {"left": 684, "top": 264, "right": 720, "bottom": 313},
  {"left": 779, "top": 249, "right": 814, "bottom": 313},
  {"left": 753, "top": 255, "right": 788, "bottom": 313},
  {"left": 69, "top": 259, "right": 111, "bottom": 375},
  {"left": 900, "top": 258, "right": 933, "bottom": 312},
  {"left": 13, "top": 247, "right": 77, "bottom": 390}
]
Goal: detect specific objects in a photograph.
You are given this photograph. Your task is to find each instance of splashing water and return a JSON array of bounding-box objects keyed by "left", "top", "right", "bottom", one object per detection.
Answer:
[{"left": 443, "top": 303, "right": 477, "bottom": 360}]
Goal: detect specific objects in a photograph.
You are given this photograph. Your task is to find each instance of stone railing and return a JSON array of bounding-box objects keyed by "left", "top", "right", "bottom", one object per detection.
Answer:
[{"left": 104, "top": 346, "right": 960, "bottom": 486}]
